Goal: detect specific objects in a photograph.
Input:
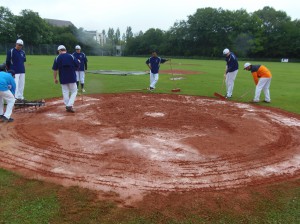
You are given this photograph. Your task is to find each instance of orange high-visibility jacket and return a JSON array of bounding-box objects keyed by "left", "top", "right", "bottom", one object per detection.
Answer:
[{"left": 250, "top": 65, "right": 272, "bottom": 85}]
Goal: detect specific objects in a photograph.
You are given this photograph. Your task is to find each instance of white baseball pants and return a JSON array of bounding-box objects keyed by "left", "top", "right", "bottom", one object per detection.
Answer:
[
  {"left": 61, "top": 83, "right": 78, "bottom": 107},
  {"left": 254, "top": 78, "right": 271, "bottom": 102},
  {"left": 14, "top": 73, "right": 25, "bottom": 99},
  {"left": 0, "top": 90, "right": 16, "bottom": 119},
  {"left": 76, "top": 71, "right": 85, "bottom": 84},
  {"left": 225, "top": 70, "right": 238, "bottom": 97},
  {"left": 150, "top": 72, "right": 159, "bottom": 89}
]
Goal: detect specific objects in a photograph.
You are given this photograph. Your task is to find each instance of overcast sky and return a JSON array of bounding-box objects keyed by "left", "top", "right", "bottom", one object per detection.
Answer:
[{"left": 1, "top": 0, "right": 299, "bottom": 34}]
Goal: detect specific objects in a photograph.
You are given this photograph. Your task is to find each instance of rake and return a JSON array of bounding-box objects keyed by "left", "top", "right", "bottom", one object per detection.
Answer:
[
  {"left": 169, "top": 59, "right": 181, "bottom": 92},
  {"left": 239, "top": 88, "right": 253, "bottom": 99},
  {"left": 13, "top": 99, "right": 45, "bottom": 112},
  {"left": 214, "top": 75, "right": 226, "bottom": 100}
]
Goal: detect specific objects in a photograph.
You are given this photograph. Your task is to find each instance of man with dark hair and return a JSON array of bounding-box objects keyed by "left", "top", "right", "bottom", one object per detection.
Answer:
[
  {"left": 52, "top": 45, "right": 79, "bottom": 113},
  {"left": 145, "top": 50, "right": 168, "bottom": 91},
  {"left": 0, "top": 66, "right": 16, "bottom": 122}
]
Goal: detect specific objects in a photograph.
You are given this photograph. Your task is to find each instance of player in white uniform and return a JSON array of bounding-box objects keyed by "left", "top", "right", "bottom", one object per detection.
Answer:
[
  {"left": 0, "top": 63, "right": 16, "bottom": 122},
  {"left": 223, "top": 48, "right": 239, "bottom": 98},
  {"left": 145, "top": 50, "right": 168, "bottom": 91},
  {"left": 6, "top": 39, "right": 26, "bottom": 101},
  {"left": 52, "top": 45, "right": 79, "bottom": 113},
  {"left": 72, "top": 45, "right": 88, "bottom": 93}
]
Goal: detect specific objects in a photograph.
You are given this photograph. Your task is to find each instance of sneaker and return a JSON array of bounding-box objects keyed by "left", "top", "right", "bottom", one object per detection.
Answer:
[
  {"left": 66, "top": 106, "right": 75, "bottom": 113},
  {"left": 148, "top": 87, "right": 154, "bottom": 92},
  {"left": 263, "top": 100, "right": 270, "bottom": 103},
  {"left": 2, "top": 116, "right": 14, "bottom": 122},
  {"left": 82, "top": 88, "right": 86, "bottom": 93}
]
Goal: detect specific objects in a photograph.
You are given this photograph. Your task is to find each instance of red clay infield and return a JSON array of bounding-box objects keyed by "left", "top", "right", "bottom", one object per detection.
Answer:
[
  {"left": 160, "top": 69, "right": 202, "bottom": 75},
  {"left": 0, "top": 93, "right": 300, "bottom": 206}
]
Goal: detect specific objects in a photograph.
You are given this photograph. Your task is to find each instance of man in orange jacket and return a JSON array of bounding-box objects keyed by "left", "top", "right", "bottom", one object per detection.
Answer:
[{"left": 244, "top": 62, "right": 272, "bottom": 103}]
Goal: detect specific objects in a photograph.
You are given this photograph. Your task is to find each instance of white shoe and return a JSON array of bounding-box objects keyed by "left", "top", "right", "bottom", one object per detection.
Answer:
[{"left": 82, "top": 88, "right": 86, "bottom": 93}]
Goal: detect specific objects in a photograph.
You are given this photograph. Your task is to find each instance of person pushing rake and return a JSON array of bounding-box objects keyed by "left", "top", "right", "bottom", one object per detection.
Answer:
[
  {"left": 214, "top": 48, "right": 239, "bottom": 100},
  {"left": 223, "top": 48, "right": 239, "bottom": 99},
  {"left": 244, "top": 62, "right": 272, "bottom": 103}
]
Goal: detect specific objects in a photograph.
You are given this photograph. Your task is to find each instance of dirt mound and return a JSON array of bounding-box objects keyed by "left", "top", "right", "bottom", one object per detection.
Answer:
[
  {"left": 0, "top": 93, "right": 300, "bottom": 206},
  {"left": 160, "top": 69, "right": 202, "bottom": 75}
]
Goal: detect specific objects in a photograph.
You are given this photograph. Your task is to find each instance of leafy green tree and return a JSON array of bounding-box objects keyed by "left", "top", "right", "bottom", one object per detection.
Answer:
[
  {"left": 167, "top": 20, "right": 190, "bottom": 56},
  {"left": 142, "top": 28, "right": 165, "bottom": 53},
  {"left": 107, "top": 28, "right": 114, "bottom": 44},
  {"left": 288, "top": 20, "right": 300, "bottom": 57},
  {"left": 15, "top": 9, "right": 53, "bottom": 45},
  {"left": 1, "top": 5, "right": 299, "bottom": 58},
  {"left": 125, "top": 26, "right": 133, "bottom": 41},
  {"left": 122, "top": 33, "right": 126, "bottom": 42},
  {"left": 106, "top": 28, "right": 115, "bottom": 55},
  {"left": 253, "top": 6, "right": 293, "bottom": 57},
  {"left": 226, "top": 9, "right": 263, "bottom": 57},
  {"left": 114, "top": 28, "right": 121, "bottom": 45},
  {"left": 123, "top": 32, "right": 144, "bottom": 55},
  {"left": 185, "top": 7, "right": 233, "bottom": 56},
  {"left": 0, "top": 6, "right": 16, "bottom": 43},
  {"left": 51, "top": 25, "right": 78, "bottom": 51}
]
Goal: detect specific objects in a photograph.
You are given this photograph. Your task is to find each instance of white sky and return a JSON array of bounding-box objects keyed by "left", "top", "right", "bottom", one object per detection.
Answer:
[{"left": 1, "top": 0, "right": 299, "bottom": 34}]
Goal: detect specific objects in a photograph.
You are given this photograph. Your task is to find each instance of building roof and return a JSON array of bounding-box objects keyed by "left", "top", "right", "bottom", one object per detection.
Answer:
[{"left": 44, "top": 18, "right": 75, "bottom": 27}]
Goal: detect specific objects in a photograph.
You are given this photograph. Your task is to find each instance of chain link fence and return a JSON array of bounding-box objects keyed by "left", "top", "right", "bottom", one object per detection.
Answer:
[
  {"left": 0, "top": 43, "right": 59, "bottom": 55},
  {"left": 0, "top": 43, "right": 111, "bottom": 56}
]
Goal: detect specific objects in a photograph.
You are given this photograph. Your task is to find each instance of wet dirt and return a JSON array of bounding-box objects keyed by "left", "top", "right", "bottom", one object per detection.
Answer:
[
  {"left": 0, "top": 93, "right": 300, "bottom": 206},
  {"left": 160, "top": 69, "right": 202, "bottom": 75}
]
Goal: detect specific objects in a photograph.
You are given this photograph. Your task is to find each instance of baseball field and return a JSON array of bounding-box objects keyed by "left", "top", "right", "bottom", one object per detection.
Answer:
[{"left": 0, "top": 55, "right": 299, "bottom": 223}]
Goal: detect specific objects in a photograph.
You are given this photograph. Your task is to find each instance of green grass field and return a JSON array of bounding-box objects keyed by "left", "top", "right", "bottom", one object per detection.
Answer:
[
  {"left": 0, "top": 55, "right": 299, "bottom": 223},
  {"left": 1, "top": 55, "right": 299, "bottom": 113}
]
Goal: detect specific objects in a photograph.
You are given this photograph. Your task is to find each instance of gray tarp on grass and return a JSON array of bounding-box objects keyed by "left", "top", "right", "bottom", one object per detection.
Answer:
[{"left": 87, "top": 70, "right": 148, "bottom": 76}]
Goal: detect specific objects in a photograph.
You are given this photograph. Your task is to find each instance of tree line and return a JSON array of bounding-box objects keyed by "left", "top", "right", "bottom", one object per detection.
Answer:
[
  {"left": 0, "top": 7, "right": 123, "bottom": 55},
  {"left": 125, "top": 7, "right": 300, "bottom": 59},
  {"left": 1, "top": 6, "right": 299, "bottom": 59}
]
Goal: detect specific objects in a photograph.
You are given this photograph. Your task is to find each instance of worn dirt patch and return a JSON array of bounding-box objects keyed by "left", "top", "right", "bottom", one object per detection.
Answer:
[
  {"left": 0, "top": 93, "right": 300, "bottom": 207},
  {"left": 160, "top": 69, "right": 203, "bottom": 75}
]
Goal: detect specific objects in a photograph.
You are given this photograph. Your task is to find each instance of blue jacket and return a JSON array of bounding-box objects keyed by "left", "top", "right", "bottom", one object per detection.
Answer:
[
  {"left": 146, "top": 57, "right": 168, "bottom": 74},
  {"left": 0, "top": 71, "right": 16, "bottom": 95},
  {"left": 6, "top": 48, "right": 26, "bottom": 73},
  {"left": 225, "top": 52, "right": 238, "bottom": 73},
  {"left": 72, "top": 52, "right": 88, "bottom": 71},
  {"left": 52, "top": 53, "right": 79, "bottom": 84}
]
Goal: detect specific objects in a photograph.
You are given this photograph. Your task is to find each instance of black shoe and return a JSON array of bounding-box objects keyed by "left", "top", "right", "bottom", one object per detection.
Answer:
[
  {"left": 2, "top": 116, "right": 14, "bottom": 122},
  {"left": 263, "top": 100, "right": 270, "bottom": 103},
  {"left": 148, "top": 87, "right": 154, "bottom": 91},
  {"left": 66, "top": 106, "right": 75, "bottom": 113},
  {"left": 0, "top": 115, "right": 4, "bottom": 119}
]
